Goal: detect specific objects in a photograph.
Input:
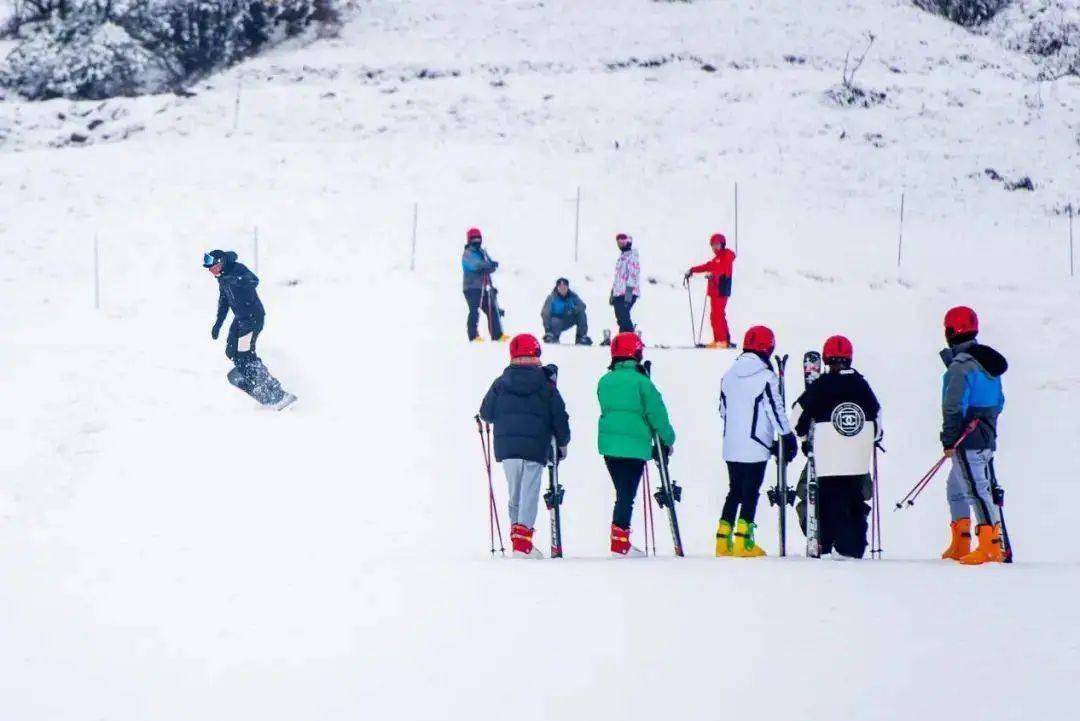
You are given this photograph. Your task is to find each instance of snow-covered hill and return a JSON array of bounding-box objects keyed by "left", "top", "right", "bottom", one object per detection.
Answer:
[{"left": 2, "top": 2, "right": 1078, "bottom": 719}]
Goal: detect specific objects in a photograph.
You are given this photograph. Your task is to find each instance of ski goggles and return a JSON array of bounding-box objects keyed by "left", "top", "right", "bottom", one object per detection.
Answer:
[{"left": 202, "top": 252, "right": 218, "bottom": 268}]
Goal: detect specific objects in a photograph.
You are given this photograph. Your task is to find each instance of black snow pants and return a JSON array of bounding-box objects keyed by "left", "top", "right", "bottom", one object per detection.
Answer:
[
  {"left": 225, "top": 314, "right": 285, "bottom": 406},
  {"left": 546, "top": 310, "right": 589, "bottom": 342},
  {"left": 612, "top": 295, "right": 637, "bottom": 334},
  {"left": 464, "top": 287, "right": 504, "bottom": 340},
  {"left": 818, "top": 475, "right": 871, "bottom": 558},
  {"left": 722, "top": 461, "right": 768, "bottom": 525},
  {"left": 605, "top": 456, "right": 646, "bottom": 529}
]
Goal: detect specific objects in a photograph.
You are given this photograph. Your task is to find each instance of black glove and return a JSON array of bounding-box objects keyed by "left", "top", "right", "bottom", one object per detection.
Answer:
[
  {"left": 652, "top": 443, "right": 673, "bottom": 463},
  {"left": 683, "top": 271, "right": 692, "bottom": 284},
  {"left": 609, "top": 293, "right": 615, "bottom": 306},
  {"left": 801, "top": 439, "right": 811, "bottom": 456},
  {"left": 211, "top": 323, "right": 222, "bottom": 340},
  {"left": 558, "top": 446, "right": 568, "bottom": 461},
  {"left": 623, "top": 288, "right": 634, "bottom": 304},
  {"left": 782, "top": 433, "right": 797, "bottom": 464}
]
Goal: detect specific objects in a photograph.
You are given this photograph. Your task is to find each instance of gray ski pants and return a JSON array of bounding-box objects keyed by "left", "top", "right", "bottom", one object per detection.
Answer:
[
  {"left": 502, "top": 459, "right": 545, "bottom": 528},
  {"left": 946, "top": 449, "right": 1000, "bottom": 526}
]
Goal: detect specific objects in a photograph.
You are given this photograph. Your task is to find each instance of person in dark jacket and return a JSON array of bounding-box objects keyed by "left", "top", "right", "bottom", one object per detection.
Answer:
[
  {"left": 541, "top": 278, "right": 592, "bottom": 345},
  {"left": 461, "top": 227, "right": 506, "bottom": 343},
  {"left": 938, "top": 306, "right": 1008, "bottom": 565},
  {"left": 204, "top": 250, "right": 293, "bottom": 409},
  {"left": 479, "top": 334, "right": 570, "bottom": 558},
  {"left": 794, "top": 335, "right": 881, "bottom": 559}
]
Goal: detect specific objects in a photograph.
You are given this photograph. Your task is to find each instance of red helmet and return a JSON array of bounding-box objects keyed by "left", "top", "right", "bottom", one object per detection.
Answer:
[
  {"left": 742, "top": 325, "right": 776, "bottom": 354},
  {"left": 509, "top": 334, "right": 541, "bottom": 359},
  {"left": 611, "top": 332, "right": 644, "bottom": 360},
  {"left": 823, "top": 335, "right": 854, "bottom": 362},
  {"left": 710, "top": 233, "right": 727, "bottom": 248},
  {"left": 944, "top": 306, "right": 978, "bottom": 338},
  {"left": 466, "top": 227, "right": 483, "bottom": 241}
]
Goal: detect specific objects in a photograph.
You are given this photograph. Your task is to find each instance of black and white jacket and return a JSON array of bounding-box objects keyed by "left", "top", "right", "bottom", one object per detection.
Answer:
[
  {"left": 719, "top": 353, "right": 793, "bottom": 463},
  {"left": 794, "top": 368, "right": 882, "bottom": 478}
]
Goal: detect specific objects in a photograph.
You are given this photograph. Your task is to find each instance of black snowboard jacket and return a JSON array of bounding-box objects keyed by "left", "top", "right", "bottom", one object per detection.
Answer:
[{"left": 214, "top": 251, "right": 265, "bottom": 326}]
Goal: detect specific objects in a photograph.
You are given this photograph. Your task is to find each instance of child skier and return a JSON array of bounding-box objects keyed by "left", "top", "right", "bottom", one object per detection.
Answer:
[
  {"left": 479, "top": 334, "right": 571, "bottom": 559},
  {"left": 716, "top": 326, "right": 796, "bottom": 557},
  {"left": 461, "top": 227, "right": 507, "bottom": 343},
  {"left": 597, "top": 332, "right": 676, "bottom": 557},
  {"left": 793, "top": 336, "right": 881, "bottom": 559},
  {"left": 203, "top": 250, "right": 294, "bottom": 409},
  {"left": 606, "top": 233, "right": 640, "bottom": 337},
  {"left": 541, "top": 278, "right": 592, "bottom": 345},
  {"left": 684, "top": 233, "right": 736, "bottom": 348},
  {"left": 938, "top": 306, "right": 1009, "bottom": 565}
]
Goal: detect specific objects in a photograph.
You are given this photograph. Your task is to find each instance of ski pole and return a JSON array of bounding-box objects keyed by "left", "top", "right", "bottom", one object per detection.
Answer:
[
  {"left": 684, "top": 279, "right": 698, "bottom": 348},
  {"left": 989, "top": 460, "right": 1013, "bottom": 564},
  {"left": 474, "top": 415, "right": 505, "bottom": 555},
  {"left": 697, "top": 287, "right": 708, "bottom": 346},
  {"left": 871, "top": 444, "right": 883, "bottom": 559},
  {"left": 642, "top": 464, "right": 657, "bottom": 556},
  {"left": 894, "top": 420, "right": 980, "bottom": 510}
]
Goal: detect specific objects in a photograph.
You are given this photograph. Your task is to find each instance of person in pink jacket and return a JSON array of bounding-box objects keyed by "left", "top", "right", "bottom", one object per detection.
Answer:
[{"left": 609, "top": 233, "right": 640, "bottom": 335}]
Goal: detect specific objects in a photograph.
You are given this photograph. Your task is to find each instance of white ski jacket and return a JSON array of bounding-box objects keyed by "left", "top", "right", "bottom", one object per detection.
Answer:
[{"left": 719, "top": 353, "right": 794, "bottom": 463}]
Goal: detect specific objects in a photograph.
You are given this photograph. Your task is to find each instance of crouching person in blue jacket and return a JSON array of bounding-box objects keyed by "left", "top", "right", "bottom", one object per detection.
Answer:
[
  {"left": 479, "top": 334, "right": 571, "bottom": 558},
  {"left": 204, "top": 250, "right": 295, "bottom": 410},
  {"left": 541, "top": 277, "right": 592, "bottom": 345}
]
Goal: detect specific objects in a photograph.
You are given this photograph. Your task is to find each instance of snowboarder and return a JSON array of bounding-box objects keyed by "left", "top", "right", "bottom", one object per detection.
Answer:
[
  {"left": 716, "top": 325, "right": 796, "bottom": 557},
  {"left": 479, "top": 334, "right": 571, "bottom": 559},
  {"left": 684, "top": 233, "right": 736, "bottom": 348},
  {"left": 793, "top": 335, "right": 882, "bottom": 559},
  {"left": 597, "top": 332, "right": 676, "bottom": 557},
  {"left": 462, "top": 227, "right": 507, "bottom": 343},
  {"left": 203, "top": 250, "right": 294, "bottom": 409},
  {"left": 541, "top": 278, "right": 592, "bottom": 345},
  {"left": 605, "top": 232, "right": 640, "bottom": 338},
  {"left": 938, "top": 306, "right": 1008, "bottom": 565}
]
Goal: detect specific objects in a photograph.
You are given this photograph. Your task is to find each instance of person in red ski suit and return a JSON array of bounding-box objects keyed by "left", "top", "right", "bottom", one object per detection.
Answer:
[{"left": 684, "top": 233, "right": 735, "bottom": 348}]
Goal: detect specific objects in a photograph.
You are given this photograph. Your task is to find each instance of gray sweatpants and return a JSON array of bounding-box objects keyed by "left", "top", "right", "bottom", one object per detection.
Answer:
[
  {"left": 502, "top": 459, "right": 545, "bottom": 528},
  {"left": 946, "top": 449, "right": 1000, "bottom": 526}
]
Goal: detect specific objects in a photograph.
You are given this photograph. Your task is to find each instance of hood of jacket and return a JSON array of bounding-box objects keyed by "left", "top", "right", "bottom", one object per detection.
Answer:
[
  {"left": 940, "top": 341, "right": 1008, "bottom": 378},
  {"left": 732, "top": 352, "right": 771, "bottom": 378},
  {"left": 498, "top": 364, "right": 549, "bottom": 395}
]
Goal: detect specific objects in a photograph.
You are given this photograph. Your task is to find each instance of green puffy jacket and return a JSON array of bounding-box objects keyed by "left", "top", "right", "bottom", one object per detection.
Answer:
[{"left": 597, "top": 360, "right": 677, "bottom": 460}]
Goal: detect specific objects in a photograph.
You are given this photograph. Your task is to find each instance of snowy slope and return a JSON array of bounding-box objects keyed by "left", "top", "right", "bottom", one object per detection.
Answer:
[{"left": 2, "top": 1, "right": 1079, "bottom": 719}]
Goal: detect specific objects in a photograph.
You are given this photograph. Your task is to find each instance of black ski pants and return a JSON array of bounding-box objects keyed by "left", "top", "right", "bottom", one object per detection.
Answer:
[
  {"left": 818, "top": 475, "right": 871, "bottom": 558},
  {"left": 722, "top": 461, "right": 768, "bottom": 525},
  {"left": 223, "top": 314, "right": 285, "bottom": 406},
  {"left": 605, "top": 456, "right": 646, "bottom": 529},
  {"left": 464, "top": 288, "right": 504, "bottom": 340},
  {"left": 612, "top": 295, "right": 637, "bottom": 333}
]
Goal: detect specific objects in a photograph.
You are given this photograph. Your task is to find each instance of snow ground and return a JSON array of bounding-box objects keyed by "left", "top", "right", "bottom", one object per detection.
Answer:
[{"left": 2, "top": 1, "right": 1079, "bottom": 719}]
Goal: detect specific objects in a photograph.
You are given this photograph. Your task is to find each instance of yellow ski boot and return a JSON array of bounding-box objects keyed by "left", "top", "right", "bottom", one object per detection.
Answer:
[
  {"left": 715, "top": 520, "right": 733, "bottom": 557},
  {"left": 470, "top": 337, "right": 485, "bottom": 343},
  {"left": 731, "top": 519, "right": 766, "bottom": 558}
]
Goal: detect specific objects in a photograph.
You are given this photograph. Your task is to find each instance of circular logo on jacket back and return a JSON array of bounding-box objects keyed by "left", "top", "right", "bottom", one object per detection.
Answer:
[{"left": 831, "top": 403, "right": 866, "bottom": 437}]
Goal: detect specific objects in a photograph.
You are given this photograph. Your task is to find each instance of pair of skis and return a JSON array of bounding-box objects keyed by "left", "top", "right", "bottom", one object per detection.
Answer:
[
  {"left": 769, "top": 351, "right": 823, "bottom": 558},
  {"left": 643, "top": 361, "right": 685, "bottom": 557}
]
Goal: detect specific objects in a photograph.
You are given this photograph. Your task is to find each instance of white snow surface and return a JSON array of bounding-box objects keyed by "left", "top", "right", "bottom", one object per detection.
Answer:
[{"left": 2, "top": 1, "right": 1079, "bottom": 719}]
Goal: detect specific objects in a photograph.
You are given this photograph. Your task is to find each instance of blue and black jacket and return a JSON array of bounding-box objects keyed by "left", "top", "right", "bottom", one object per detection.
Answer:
[
  {"left": 462, "top": 243, "right": 498, "bottom": 291},
  {"left": 940, "top": 340, "right": 1007, "bottom": 451}
]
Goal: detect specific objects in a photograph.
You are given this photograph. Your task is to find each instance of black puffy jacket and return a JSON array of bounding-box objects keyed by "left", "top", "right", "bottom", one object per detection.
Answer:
[
  {"left": 215, "top": 251, "right": 265, "bottom": 325},
  {"left": 479, "top": 364, "right": 571, "bottom": 464}
]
